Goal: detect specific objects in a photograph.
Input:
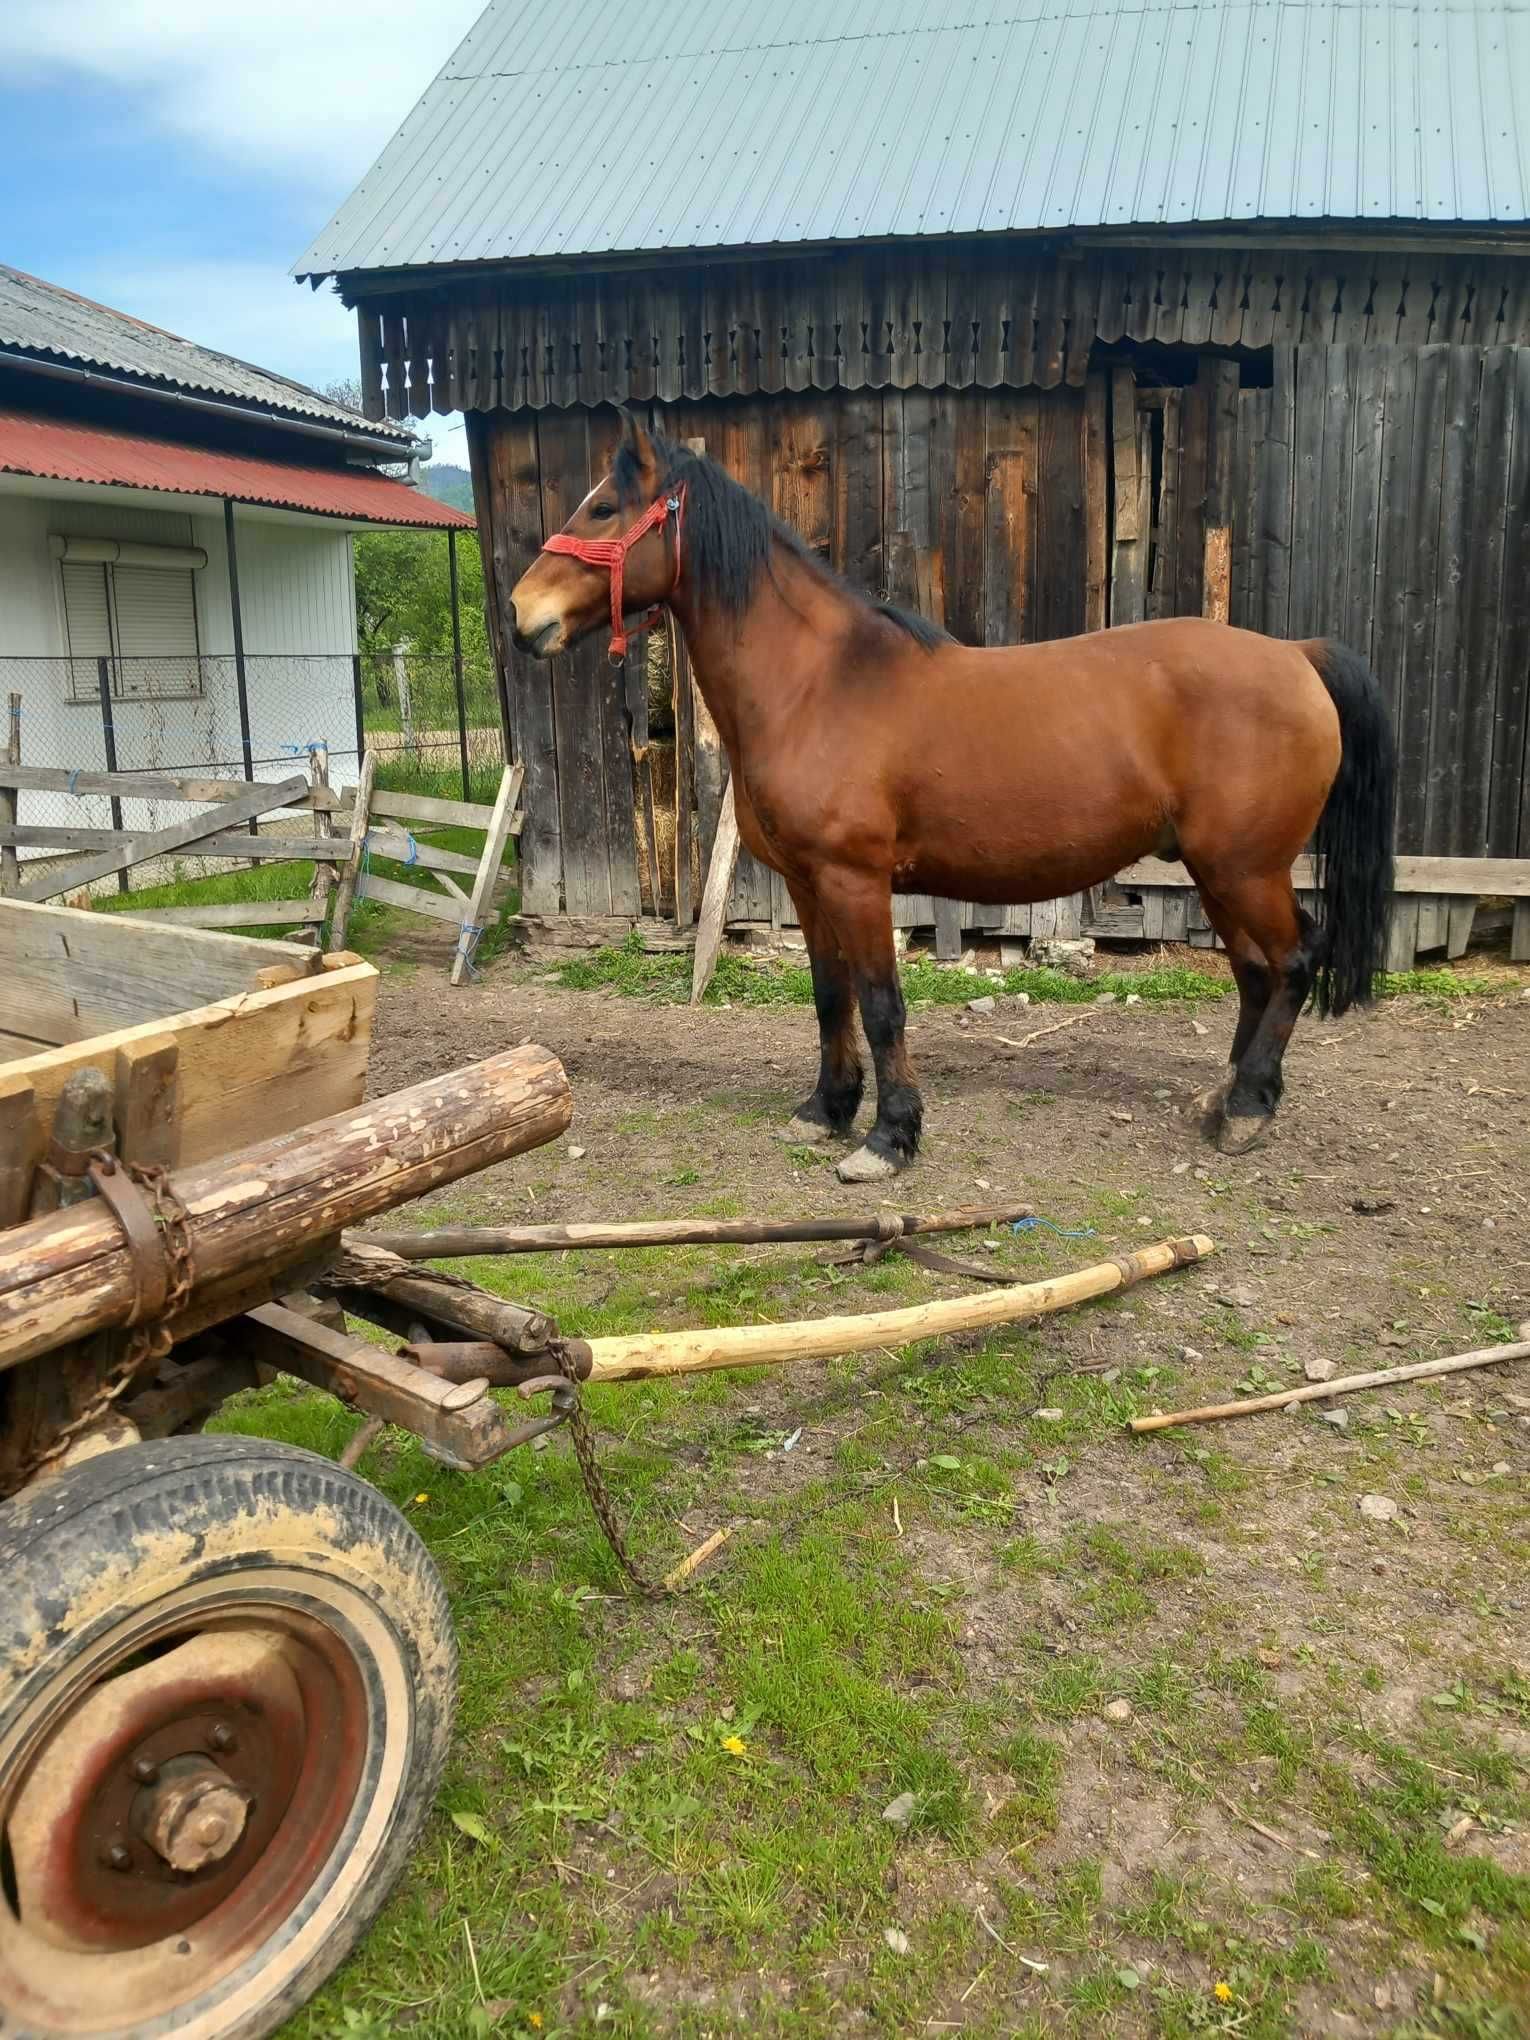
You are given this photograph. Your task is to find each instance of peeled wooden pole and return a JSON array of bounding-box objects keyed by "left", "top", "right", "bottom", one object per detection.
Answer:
[
  {"left": 559, "top": 1235, "right": 1214, "bottom": 1382},
  {"left": 357, "top": 1202, "right": 1039, "bottom": 1260},
  {"left": 1129, "top": 1339, "right": 1530, "bottom": 1434},
  {"left": 0, "top": 1045, "right": 572, "bottom": 1372}
]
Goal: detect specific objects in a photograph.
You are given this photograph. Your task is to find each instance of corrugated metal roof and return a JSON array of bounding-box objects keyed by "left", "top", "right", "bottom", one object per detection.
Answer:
[
  {"left": 294, "top": 0, "right": 1530, "bottom": 279},
  {"left": 0, "top": 266, "right": 415, "bottom": 442},
  {"left": 0, "top": 409, "right": 473, "bottom": 528}
]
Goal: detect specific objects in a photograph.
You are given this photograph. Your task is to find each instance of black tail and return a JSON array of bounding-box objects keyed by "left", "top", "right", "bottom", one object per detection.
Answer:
[{"left": 1307, "top": 641, "right": 1396, "bottom": 1016}]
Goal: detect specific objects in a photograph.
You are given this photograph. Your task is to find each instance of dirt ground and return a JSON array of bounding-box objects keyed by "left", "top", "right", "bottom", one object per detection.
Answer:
[{"left": 308, "top": 950, "right": 1529, "bottom": 2039}]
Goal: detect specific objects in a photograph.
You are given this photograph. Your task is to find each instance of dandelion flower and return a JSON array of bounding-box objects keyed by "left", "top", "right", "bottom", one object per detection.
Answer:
[
  {"left": 1214, "top": 1981, "right": 1233, "bottom": 2004},
  {"left": 721, "top": 1733, "right": 748, "bottom": 1756}
]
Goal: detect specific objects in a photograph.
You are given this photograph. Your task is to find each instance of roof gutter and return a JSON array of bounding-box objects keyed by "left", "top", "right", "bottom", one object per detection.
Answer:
[{"left": 0, "top": 345, "right": 425, "bottom": 463}]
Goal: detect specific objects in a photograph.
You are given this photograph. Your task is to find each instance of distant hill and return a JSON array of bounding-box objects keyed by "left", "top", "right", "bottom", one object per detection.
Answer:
[{"left": 421, "top": 463, "right": 474, "bottom": 513}]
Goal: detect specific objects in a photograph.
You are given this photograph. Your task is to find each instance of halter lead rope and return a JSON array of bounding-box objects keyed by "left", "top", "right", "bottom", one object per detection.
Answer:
[{"left": 540, "top": 486, "right": 686, "bottom": 660}]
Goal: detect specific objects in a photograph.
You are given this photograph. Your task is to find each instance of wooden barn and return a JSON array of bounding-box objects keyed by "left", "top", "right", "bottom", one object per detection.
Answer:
[{"left": 296, "top": 0, "right": 1530, "bottom": 964}]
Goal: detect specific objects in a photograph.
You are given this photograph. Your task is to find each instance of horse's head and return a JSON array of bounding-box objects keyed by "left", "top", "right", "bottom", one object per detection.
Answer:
[{"left": 510, "top": 408, "right": 682, "bottom": 661}]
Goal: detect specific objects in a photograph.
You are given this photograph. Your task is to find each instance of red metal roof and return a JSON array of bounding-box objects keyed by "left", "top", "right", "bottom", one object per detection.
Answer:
[{"left": 0, "top": 408, "right": 474, "bottom": 529}]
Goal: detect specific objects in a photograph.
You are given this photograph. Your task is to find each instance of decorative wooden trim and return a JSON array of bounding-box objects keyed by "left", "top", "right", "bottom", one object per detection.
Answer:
[{"left": 364, "top": 247, "right": 1530, "bottom": 418}]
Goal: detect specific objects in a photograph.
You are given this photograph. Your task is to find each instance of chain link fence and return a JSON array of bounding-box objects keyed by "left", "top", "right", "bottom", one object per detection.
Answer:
[{"left": 0, "top": 649, "right": 509, "bottom": 895}]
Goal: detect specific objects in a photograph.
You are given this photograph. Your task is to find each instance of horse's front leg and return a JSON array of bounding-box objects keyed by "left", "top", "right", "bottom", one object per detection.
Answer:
[
  {"left": 814, "top": 867, "right": 922, "bottom": 1183},
  {"left": 783, "top": 878, "right": 863, "bottom": 1143}
]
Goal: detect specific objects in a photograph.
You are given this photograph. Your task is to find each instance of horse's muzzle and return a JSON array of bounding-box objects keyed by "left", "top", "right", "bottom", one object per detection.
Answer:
[{"left": 511, "top": 613, "right": 564, "bottom": 658}]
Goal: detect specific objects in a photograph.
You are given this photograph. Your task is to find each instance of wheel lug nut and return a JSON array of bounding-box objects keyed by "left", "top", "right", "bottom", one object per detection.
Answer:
[
  {"left": 208, "top": 1721, "right": 236, "bottom": 1753},
  {"left": 131, "top": 1757, "right": 159, "bottom": 1784}
]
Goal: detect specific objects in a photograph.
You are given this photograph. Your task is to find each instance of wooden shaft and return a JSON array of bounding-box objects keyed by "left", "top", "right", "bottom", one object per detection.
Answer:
[
  {"left": 565, "top": 1236, "right": 1214, "bottom": 1382},
  {"left": 0, "top": 1045, "right": 572, "bottom": 1372},
  {"left": 356, "top": 1202, "right": 1039, "bottom": 1260},
  {"left": 323, "top": 1239, "right": 554, "bottom": 1355},
  {"left": 328, "top": 748, "right": 376, "bottom": 953},
  {"left": 1129, "top": 1339, "right": 1530, "bottom": 1433}
]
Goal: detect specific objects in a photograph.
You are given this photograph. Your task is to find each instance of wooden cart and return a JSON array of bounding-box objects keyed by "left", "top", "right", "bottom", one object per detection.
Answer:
[
  {"left": 0, "top": 898, "right": 1214, "bottom": 2039},
  {"left": 0, "top": 899, "right": 572, "bottom": 2040}
]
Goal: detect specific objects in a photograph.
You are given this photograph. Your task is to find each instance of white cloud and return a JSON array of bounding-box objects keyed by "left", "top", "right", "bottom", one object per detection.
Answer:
[{"left": 0, "top": 0, "right": 485, "bottom": 190}]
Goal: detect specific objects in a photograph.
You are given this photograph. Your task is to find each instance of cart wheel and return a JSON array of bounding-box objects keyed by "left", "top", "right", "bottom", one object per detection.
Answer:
[{"left": 0, "top": 1434, "right": 456, "bottom": 2040}]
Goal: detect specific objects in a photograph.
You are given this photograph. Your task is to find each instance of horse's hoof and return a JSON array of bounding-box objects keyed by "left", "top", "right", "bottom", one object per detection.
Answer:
[
  {"left": 1187, "top": 1071, "right": 1234, "bottom": 1120},
  {"left": 783, "top": 1114, "right": 835, "bottom": 1145},
  {"left": 836, "top": 1143, "right": 905, "bottom": 1184},
  {"left": 1217, "top": 1111, "right": 1272, "bottom": 1155}
]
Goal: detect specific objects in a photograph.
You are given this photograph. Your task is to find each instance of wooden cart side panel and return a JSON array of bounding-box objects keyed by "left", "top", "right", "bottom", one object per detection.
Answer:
[
  {"left": 0, "top": 962, "right": 376, "bottom": 1170},
  {"left": 0, "top": 900, "right": 320, "bottom": 1051}
]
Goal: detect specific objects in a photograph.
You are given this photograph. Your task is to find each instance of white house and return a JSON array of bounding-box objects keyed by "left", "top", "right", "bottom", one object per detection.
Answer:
[{"left": 0, "top": 264, "right": 472, "bottom": 837}]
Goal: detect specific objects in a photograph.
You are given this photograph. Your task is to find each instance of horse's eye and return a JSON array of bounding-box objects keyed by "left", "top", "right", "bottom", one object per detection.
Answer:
[{"left": 588, "top": 501, "right": 618, "bottom": 521}]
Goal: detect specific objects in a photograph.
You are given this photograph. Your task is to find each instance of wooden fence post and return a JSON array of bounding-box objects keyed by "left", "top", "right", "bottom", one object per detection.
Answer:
[{"left": 1, "top": 692, "right": 19, "bottom": 897}]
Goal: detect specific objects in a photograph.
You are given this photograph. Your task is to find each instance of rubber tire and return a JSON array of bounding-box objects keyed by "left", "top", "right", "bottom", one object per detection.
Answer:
[{"left": 0, "top": 1434, "right": 456, "bottom": 2040}]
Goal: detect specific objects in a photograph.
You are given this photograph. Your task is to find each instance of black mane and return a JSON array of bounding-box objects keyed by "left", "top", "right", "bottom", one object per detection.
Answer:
[{"left": 614, "top": 427, "right": 949, "bottom": 651}]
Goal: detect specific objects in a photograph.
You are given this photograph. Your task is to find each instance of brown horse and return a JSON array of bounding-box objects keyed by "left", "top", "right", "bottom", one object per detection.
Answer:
[{"left": 511, "top": 411, "right": 1396, "bottom": 1183}]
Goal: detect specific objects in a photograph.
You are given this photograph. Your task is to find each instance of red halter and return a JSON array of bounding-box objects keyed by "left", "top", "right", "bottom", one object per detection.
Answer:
[{"left": 540, "top": 486, "right": 685, "bottom": 661}]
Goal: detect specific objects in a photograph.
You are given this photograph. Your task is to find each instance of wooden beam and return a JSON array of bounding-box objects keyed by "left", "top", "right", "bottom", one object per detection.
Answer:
[
  {"left": 355, "top": 870, "right": 466, "bottom": 925},
  {"left": 0, "top": 897, "right": 322, "bottom": 1045},
  {"left": 0, "top": 1073, "right": 42, "bottom": 1229},
  {"left": 0, "top": 765, "right": 337, "bottom": 809},
  {"left": 0, "top": 1042, "right": 573, "bottom": 1371},
  {"left": 1112, "top": 855, "right": 1530, "bottom": 897},
  {"left": 451, "top": 762, "right": 522, "bottom": 985},
  {"left": 329, "top": 749, "right": 375, "bottom": 954},
  {"left": 122, "top": 901, "right": 323, "bottom": 930},
  {"left": 241, "top": 1301, "right": 516, "bottom": 1470},
  {"left": 690, "top": 775, "right": 741, "bottom": 1004},
  {"left": 0, "top": 691, "right": 19, "bottom": 898},
  {"left": 0, "top": 958, "right": 376, "bottom": 1171},
  {"left": 364, "top": 788, "right": 499, "bottom": 830},
  {"left": 15, "top": 775, "right": 309, "bottom": 903},
  {"left": 113, "top": 1035, "right": 179, "bottom": 1169}
]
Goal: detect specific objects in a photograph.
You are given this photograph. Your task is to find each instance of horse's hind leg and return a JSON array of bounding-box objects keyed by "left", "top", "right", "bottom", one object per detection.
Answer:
[
  {"left": 1184, "top": 884, "right": 1274, "bottom": 1128},
  {"left": 1196, "top": 871, "right": 1323, "bottom": 1154},
  {"left": 812, "top": 866, "right": 922, "bottom": 1183},
  {"left": 784, "top": 878, "right": 864, "bottom": 1144}
]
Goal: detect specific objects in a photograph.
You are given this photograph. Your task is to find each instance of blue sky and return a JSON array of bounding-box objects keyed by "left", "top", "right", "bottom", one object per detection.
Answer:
[{"left": 0, "top": 1, "right": 484, "bottom": 463}]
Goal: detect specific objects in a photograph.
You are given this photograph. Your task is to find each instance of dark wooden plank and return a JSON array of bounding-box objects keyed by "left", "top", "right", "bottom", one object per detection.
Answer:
[
  {"left": 535, "top": 407, "right": 611, "bottom": 914},
  {"left": 831, "top": 390, "right": 884, "bottom": 596},
  {"left": 942, "top": 392, "right": 987, "bottom": 647},
  {"left": 1083, "top": 370, "right": 1108, "bottom": 633},
  {"left": 1342, "top": 346, "right": 1388, "bottom": 663},
  {"left": 1173, "top": 374, "right": 1210, "bottom": 619},
  {"left": 357, "top": 307, "right": 385, "bottom": 420},
  {"left": 588, "top": 407, "right": 643, "bottom": 915},
  {"left": 1423, "top": 347, "right": 1481, "bottom": 853},
  {"left": 1230, "top": 387, "right": 1267, "bottom": 632},
  {"left": 1200, "top": 358, "right": 1239, "bottom": 623},
  {"left": 1148, "top": 389, "right": 1181, "bottom": 622},
  {"left": 1315, "top": 345, "right": 1358, "bottom": 645},
  {"left": 1453, "top": 346, "right": 1513, "bottom": 856},
  {"left": 1259, "top": 344, "right": 1297, "bottom": 640},
  {"left": 1036, "top": 387, "right": 1087, "bottom": 642},
  {"left": 1032, "top": 265, "right": 1068, "bottom": 388},
  {"left": 1370, "top": 348, "right": 1419, "bottom": 748},
  {"left": 917, "top": 252, "right": 950, "bottom": 393},
  {"left": 982, "top": 389, "right": 1036, "bottom": 648},
  {"left": 1495, "top": 351, "right": 1530, "bottom": 857},
  {"left": 1395, "top": 346, "right": 1450, "bottom": 852},
  {"left": 1286, "top": 345, "right": 1328, "bottom": 637},
  {"left": 471, "top": 411, "right": 559, "bottom": 909}
]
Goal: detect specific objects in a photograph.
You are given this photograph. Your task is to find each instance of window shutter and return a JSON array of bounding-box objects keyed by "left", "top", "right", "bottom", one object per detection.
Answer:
[
  {"left": 109, "top": 565, "right": 200, "bottom": 697},
  {"left": 60, "top": 560, "right": 114, "bottom": 657}
]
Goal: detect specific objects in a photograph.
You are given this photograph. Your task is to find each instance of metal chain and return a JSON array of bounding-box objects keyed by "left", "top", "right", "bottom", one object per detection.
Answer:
[
  {"left": 550, "top": 1345, "right": 671, "bottom": 1600},
  {"left": 19, "top": 1163, "right": 196, "bottom": 1485}
]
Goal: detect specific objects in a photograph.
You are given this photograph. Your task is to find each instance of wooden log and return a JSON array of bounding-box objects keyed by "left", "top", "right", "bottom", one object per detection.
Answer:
[
  {"left": 1, "top": 690, "right": 19, "bottom": 897},
  {"left": 328, "top": 748, "right": 375, "bottom": 953},
  {"left": 559, "top": 1236, "right": 1213, "bottom": 1382},
  {"left": 1129, "top": 1339, "right": 1530, "bottom": 1434},
  {"left": 16, "top": 775, "right": 309, "bottom": 902},
  {"left": 0, "top": 1044, "right": 573, "bottom": 1371},
  {"left": 356, "top": 1201, "right": 1040, "bottom": 1260},
  {"left": 317, "top": 1238, "right": 555, "bottom": 1355},
  {"left": 690, "top": 775, "right": 741, "bottom": 1004},
  {"left": 240, "top": 1301, "right": 515, "bottom": 1470}
]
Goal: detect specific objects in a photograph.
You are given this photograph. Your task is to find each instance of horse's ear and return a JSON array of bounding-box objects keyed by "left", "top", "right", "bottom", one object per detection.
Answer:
[{"left": 614, "top": 404, "right": 657, "bottom": 476}]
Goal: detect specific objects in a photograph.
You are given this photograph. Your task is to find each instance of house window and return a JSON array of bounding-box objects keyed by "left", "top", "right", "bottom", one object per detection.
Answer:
[{"left": 54, "top": 537, "right": 206, "bottom": 701}]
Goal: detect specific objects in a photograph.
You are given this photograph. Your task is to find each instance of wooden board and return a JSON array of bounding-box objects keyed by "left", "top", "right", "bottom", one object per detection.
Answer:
[
  {"left": 0, "top": 959, "right": 376, "bottom": 1169},
  {"left": 1114, "top": 855, "right": 1530, "bottom": 896},
  {"left": 15, "top": 776, "right": 310, "bottom": 903},
  {"left": 124, "top": 901, "right": 322, "bottom": 930},
  {"left": 0, "top": 898, "right": 320, "bottom": 1047}
]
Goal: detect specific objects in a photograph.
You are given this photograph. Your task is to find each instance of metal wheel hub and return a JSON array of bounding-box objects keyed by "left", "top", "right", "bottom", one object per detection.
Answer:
[{"left": 7, "top": 1630, "right": 305, "bottom": 1952}]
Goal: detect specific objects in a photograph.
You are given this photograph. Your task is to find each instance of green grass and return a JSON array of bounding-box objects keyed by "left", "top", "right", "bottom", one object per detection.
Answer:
[{"left": 559, "top": 931, "right": 1231, "bottom": 1008}]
